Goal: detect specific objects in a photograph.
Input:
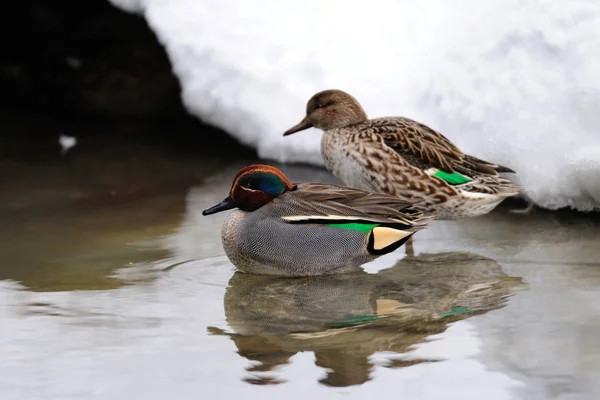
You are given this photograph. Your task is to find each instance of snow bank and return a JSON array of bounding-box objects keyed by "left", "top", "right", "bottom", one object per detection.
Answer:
[{"left": 108, "top": 0, "right": 600, "bottom": 211}]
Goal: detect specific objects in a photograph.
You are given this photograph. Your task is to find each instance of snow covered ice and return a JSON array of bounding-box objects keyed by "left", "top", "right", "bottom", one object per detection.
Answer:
[{"left": 109, "top": 0, "right": 600, "bottom": 211}]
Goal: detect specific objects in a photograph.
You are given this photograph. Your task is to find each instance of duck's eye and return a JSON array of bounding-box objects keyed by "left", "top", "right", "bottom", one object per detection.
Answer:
[{"left": 316, "top": 100, "right": 334, "bottom": 109}]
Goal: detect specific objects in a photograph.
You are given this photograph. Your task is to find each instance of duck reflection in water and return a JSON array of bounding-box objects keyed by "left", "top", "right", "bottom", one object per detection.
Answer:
[{"left": 208, "top": 251, "right": 523, "bottom": 387}]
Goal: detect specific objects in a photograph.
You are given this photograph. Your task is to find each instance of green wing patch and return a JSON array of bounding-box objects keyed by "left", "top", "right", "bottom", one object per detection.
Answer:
[
  {"left": 330, "top": 314, "right": 378, "bottom": 327},
  {"left": 326, "top": 222, "right": 378, "bottom": 233},
  {"left": 440, "top": 306, "right": 471, "bottom": 317},
  {"left": 433, "top": 170, "right": 471, "bottom": 185}
]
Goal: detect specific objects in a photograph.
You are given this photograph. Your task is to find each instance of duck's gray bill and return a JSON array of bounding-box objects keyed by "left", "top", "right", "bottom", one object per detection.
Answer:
[
  {"left": 202, "top": 195, "right": 236, "bottom": 216},
  {"left": 283, "top": 117, "right": 313, "bottom": 136}
]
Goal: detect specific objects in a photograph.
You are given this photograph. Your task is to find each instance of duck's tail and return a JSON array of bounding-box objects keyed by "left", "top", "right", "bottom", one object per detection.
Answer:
[
  {"left": 458, "top": 175, "right": 521, "bottom": 198},
  {"left": 462, "top": 154, "right": 516, "bottom": 175}
]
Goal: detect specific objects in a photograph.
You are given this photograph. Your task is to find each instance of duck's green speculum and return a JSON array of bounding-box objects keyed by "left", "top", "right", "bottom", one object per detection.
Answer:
[
  {"left": 326, "top": 222, "right": 379, "bottom": 233},
  {"left": 440, "top": 306, "right": 471, "bottom": 317},
  {"left": 330, "top": 314, "right": 379, "bottom": 327},
  {"left": 433, "top": 170, "right": 471, "bottom": 185}
]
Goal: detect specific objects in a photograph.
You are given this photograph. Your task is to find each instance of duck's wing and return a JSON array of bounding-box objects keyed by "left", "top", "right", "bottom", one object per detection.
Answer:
[
  {"left": 283, "top": 183, "right": 431, "bottom": 230},
  {"left": 363, "top": 117, "right": 515, "bottom": 178}
]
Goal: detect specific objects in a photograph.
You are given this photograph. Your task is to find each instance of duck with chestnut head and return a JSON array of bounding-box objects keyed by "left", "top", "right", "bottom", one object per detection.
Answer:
[
  {"left": 202, "top": 165, "right": 431, "bottom": 276},
  {"left": 283, "top": 89, "right": 520, "bottom": 220}
]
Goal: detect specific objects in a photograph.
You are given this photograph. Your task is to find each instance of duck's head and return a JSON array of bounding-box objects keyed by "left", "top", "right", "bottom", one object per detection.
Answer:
[
  {"left": 283, "top": 89, "right": 368, "bottom": 136},
  {"left": 202, "top": 165, "right": 296, "bottom": 215}
]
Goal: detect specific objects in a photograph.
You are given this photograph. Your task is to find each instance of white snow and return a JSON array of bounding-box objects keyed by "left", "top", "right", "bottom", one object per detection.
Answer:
[{"left": 108, "top": 0, "right": 600, "bottom": 211}]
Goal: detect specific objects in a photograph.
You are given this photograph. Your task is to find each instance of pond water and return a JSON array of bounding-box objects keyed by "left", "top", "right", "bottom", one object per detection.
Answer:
[{"left": 1, "top": 131, "right": 600, "bottom": 399}]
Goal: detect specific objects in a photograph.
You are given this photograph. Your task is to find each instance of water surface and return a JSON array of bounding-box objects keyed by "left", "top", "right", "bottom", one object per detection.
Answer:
[{"left": 1, "top": 148, "right": 600, "bottom": 400}]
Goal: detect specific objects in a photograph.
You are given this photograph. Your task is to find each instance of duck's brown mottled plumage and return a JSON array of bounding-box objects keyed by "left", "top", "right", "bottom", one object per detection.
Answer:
[
  {"left": 364, "top": 117, "right": 515, "bottom": 175},
  {"left": 291, "top": 182, "right": 425, "bottom": 225},
  {"left": 283, "top": 89, "right": 521, "bottom": 220}
]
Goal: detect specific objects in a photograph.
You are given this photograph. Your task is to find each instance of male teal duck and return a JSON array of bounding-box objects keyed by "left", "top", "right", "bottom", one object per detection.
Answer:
[
  {"left": 202, "top": 165, "right": 431, "bottom": 276},
  {"left": 283, "top": 90, "right": 521, "bottom": 220}
]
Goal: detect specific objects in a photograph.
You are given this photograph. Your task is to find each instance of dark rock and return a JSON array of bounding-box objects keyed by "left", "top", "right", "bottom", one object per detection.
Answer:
[{"left": 0, "top": 0, "right": 184, "bottom": 119}]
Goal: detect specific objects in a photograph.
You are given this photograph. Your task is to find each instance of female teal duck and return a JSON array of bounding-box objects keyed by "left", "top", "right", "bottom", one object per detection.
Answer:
[
  {"left": 202, "top": 165, "right": 431, "bottom": 276},
  {"left": 283, "top": 90, "right": 521, "bottom": 220}
]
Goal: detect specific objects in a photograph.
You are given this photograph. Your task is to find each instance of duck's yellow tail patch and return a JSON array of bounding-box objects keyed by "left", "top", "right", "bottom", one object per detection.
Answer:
[
  {"left": 376, "top": 299, "right": 411, "bottom": 316},
  {"left": 371, "top": 227, "right": 412, "bottom": 250}
]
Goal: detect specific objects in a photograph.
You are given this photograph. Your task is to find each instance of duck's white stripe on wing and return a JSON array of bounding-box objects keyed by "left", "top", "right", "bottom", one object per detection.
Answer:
[{"left": 281, "top": 215, "right": 364, "bottom": 222}]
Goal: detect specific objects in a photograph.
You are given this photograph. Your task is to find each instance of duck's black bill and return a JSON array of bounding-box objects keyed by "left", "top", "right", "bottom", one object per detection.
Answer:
[
  {"left": 202, "top": 195, "right": 237, "bottom": 216},
  {"left": 283, "top": 117, "right": 313, "bottom": 136}
]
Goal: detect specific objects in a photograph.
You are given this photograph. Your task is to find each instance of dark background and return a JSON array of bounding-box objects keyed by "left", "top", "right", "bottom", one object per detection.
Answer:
[{"left": 1, "top": 0, "right": 255, "bottom": 158}]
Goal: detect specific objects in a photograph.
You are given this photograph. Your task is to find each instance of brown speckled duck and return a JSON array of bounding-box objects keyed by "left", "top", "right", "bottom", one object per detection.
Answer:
[
  {"left": 283, "top": 89, "right": 521, "bottom": 220},
  {"left": 202, "top": 164, "right": 431, "bottom": 276}
]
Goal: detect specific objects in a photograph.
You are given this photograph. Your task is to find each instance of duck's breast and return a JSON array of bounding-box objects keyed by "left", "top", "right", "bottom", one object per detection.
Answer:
[{"left": 321, "top": 129, "right": 377, "bottom": 192}]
